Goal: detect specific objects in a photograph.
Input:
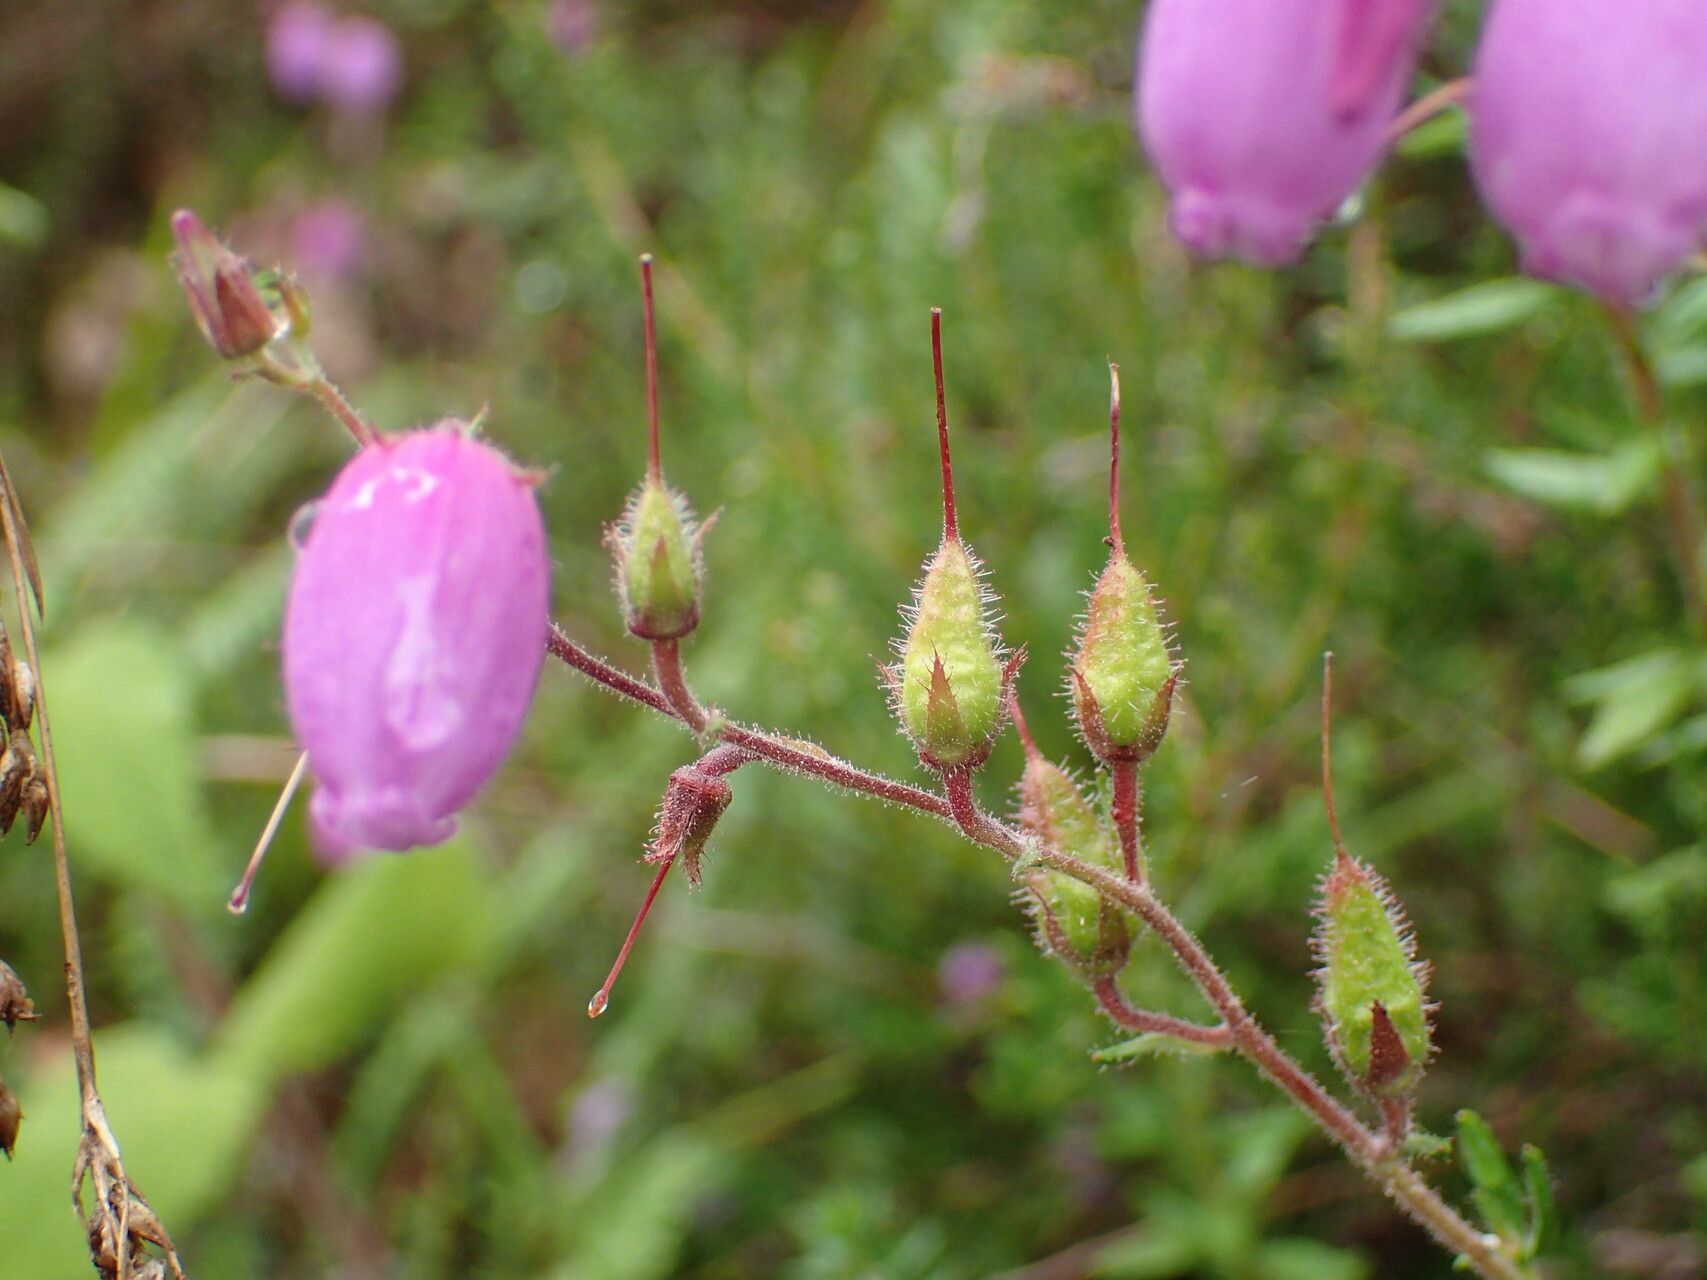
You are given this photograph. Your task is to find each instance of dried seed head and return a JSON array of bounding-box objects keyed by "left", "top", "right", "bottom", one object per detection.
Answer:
[
  {"left": 649, "top": 760, "right": 735, "bottom": 888},
  {"left": 0, "top": 728, "right": 35, "bottom": 836},
  {"left": 1071, "top": 367, "right": 1178, "bottom": 762},
  {"left": 0, "top": 1079, "right": 18, "bottom": 1159},
  {"left": 21, "top": 776, "right": 49, "bottom": 844},
  {"left": 0, "top": 961, "right": 35, "bottom": 1031},
  {"left": 1013, "top": 697, "right": 1130, "bottom": 975},
  {"left": 889, "top": 311, "right": 1008, "bottom": 769}
]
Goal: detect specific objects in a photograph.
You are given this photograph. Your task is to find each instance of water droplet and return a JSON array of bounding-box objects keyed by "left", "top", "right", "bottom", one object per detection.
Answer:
[
  {"left": 288, "top": 501, "right": 321, "bottom": 552},
  {"left": 587, "top": 990, "right": 609, "bottom": 1018}
]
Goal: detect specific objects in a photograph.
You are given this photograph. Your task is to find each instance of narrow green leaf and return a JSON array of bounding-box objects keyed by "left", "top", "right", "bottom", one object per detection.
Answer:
[
  {"left": 1390, "top": 279, "right": 1556, "bottom": 343},
  {"left": 1456, "top": 1110, "right": 1525, "bottom": 1244},
  {"left": 1093, "top": 1032, "right": 1227, "bottom": 1065},
  {"left": 1484, "top": 440, "right": 1662, "bottom": 516},
  {"left": 1521, "top": 1144, "right": 1557, "bottom": 1259},
  {"left": 1565, "top": 649, "right": 1697, "bottom": 769}
]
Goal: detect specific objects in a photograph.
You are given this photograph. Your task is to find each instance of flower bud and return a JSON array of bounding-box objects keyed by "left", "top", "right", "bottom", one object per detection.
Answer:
[
  {"left": 609, "top": 478, "right": 703, "bottom": 640},
  {"left": 283, "top": 424, "right": 549, "bottom": 860},
  {"left": 1015, "top": 716, "right": 1130, "bottom": 975},
  {"left": 1468, "top": 0, "right": 1707, "bottom": 304},
  {"left": 1071, "top": 553, "right": 1177, "bottom": 763},
  {"left": 893, "top": 538, "right": 1006, "bottom": 768},
  {"left": 1136, "top": 0, "right": 1437, "bottom": 265},
  {"left": 170, "top": 210, "right": 287, "bottom": 360},
  {"left": 1313, "top": 852, "right": 1432, "bottom": 1097}
]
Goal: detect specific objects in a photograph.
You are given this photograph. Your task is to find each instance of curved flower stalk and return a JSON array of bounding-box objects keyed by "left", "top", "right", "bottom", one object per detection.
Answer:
[
  {"left": 1468, "top": 0, "right": 1707, "bottom": 306},
  {"left": 172, "top": 214, "right": 1548, "bottom": 1280},
  {"left": 1135, "top": 0, "right": 1438, "bottom": 265}
]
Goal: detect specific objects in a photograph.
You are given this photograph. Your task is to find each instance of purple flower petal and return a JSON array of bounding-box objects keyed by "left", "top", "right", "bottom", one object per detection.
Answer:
[
  {"left": 267, "top": 0, "right": 334, "bottom": 104},
  {"left": 1136, "top": 0, "right": 1438, "bottom": 266},
  {"left": 1468, "top": 0, "right": 1707, "bottom": 305},
  {"left": 284, "top": 426, "right": 550, "bottom": 860},
  {"left": 318, "top": 15, "right": 403, "bottom": 115}
]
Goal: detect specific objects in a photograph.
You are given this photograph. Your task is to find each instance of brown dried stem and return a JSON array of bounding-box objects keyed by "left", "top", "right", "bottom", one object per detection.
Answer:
[{"left": 0, "top": 453, "right": 187, "bottom": 1278}]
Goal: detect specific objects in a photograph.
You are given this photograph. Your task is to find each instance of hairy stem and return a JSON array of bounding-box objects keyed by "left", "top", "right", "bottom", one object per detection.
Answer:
[
  {"left": 651, "top": 638, "right": 708, "bottom": 731},
  {"left": 1091, "top": 976, "right": 1231, "bottom": 1049},
  {"left": 1110, "top": 757, "right": 1144, "bottom": 884},
  {"left": 541, "top": 625, "right": 1527, "bottom": 1280}
]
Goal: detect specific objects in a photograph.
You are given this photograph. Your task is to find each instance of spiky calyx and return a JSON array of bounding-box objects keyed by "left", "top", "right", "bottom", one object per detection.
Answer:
[
  {"left": 893, "top": 538, "right": 1006, "bottom": 768},
  {"left": 1071, "top": 553, "right": 1176, "bottom": 760},
  {"left": 1018, "top": 754, "right": 1129, "bottom": 974},
  {"left": 611, "top": 478, "right": 703, "bottom": 640},
  {"left": 1313, "top": 853, "right": 1433, "bottom": 1098}
]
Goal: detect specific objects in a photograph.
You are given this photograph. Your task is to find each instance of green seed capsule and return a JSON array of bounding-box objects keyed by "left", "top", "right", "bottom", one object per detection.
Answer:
[
  {"left": 1072, "top": 554, "right": 1175, "bottom": 757},
  {"left": 1016, "top": 728, "right": 1129, "bottom": 974},
  {"left": 612, "top": 479, "right": 702, "bottom": 640},
  {"left": 895, "top": 538, "right": 1004, "bottom": 767},
  {"left": 1314, "top": 853, "right": 1432, "bottom": 1097}
]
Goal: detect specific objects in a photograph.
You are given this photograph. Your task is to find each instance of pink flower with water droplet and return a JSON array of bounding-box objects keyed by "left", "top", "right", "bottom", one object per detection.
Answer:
[
  {"left": 1135, "top": 0, "right": 1437, "bottom": 265},
  {"left": 1468, "top": 0, "right": 1707, "bottom": 305},
  {"left": 283, "top": 425, "right": 550, "bottom": 861}
]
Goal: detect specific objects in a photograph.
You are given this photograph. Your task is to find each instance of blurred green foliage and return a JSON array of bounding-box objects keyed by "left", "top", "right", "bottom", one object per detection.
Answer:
[{"left": 0, "top": 1, "right": 1703, "bottom": 1277}]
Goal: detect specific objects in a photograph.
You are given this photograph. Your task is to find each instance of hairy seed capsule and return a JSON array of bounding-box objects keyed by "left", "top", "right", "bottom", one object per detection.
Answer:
[
  {"left": 0, "top": 1080, "right": 19, "bottom": 1159},
  {"left": 283, "top": 424, "right": 550, "bottom": 860},
  {"left": 1018, "top": 748, "right": 1129, "bottom": 975},
  {"left": 895, "top": 539, "right": 1005, "bottom": 768},
  {"left": 1072, "top": 554, "right": 1176, "bottom": 761},
  {"left": 1313, "top": 853, "right": 1432, "bottom": 1096},
  {"left": 610, "top": 478, "right": 702, "bottom": 640}
]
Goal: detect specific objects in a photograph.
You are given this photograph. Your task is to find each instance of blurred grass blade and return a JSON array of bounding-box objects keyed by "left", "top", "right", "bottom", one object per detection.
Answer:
[
  {"left": 1390, "top": 279, "right": 1555, "bottom": 343},
  {"left": 1455, "top": 1109, "right": 1525, "bottom": 1245}
]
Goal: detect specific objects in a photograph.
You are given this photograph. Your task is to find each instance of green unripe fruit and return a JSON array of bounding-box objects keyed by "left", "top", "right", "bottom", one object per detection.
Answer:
[
  {"left": 612, "top": 479, "right": 702, "bottom": 640},
  {"left": 1072, "top": 554, "right": 1174, "bottom": 755},
  {"left": 1314, "top": 854, "right": 1432, "bottom": 1097},
  {"left": 895, "top": 538, "right": 1004, "bottom": 767},
  {"left": 1019, "top": 752, "right": 1129, "bottom": 973}
]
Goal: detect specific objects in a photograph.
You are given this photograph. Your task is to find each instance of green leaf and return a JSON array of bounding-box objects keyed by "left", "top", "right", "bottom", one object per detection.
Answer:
[
  {"left": 0, "top": 1026, "right": 265, "bottom": 1280},
  {"left": 43, "top": 618, "right": 222, "bottom": 908},
  {"left": 1092, "top": 1031, "right": 1228, "bottom": 1065},
  {"left": 1456, "top": 1109, "right": 1525, "bottom": 1245},
  {"left": 1564, "top": 649, "right": 1698, "bottom": 769},
  {"left": 1394, "top": 109, "right": 1465, "bottom": 160},
  {"left": 1390, "top": 279, "right": 1556, "bottom": 343},
  {"left": 211, "top": 840, "right": 496, "bottom": 1086},
  {"left": 1521, "top": 1144, "right": 1557, "bottom": 1259},
  {"left": 1484, "top": 440, "right": 1662, "bottom": 516}
]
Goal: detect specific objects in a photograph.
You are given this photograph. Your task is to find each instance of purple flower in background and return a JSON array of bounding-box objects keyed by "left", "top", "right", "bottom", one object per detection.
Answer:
[
  {"left": 937, "top": 941, "right": 1006, "bottom": 1006},
  {"left": 290, "top": 198, "right": 368, "bottom": 281},
  {"left": 267, "top": 0, "right": 334, "bottom": 104},
  {"left": 1136, "top": 0, "right": 1437, "bottom": 265},
  {"left": 1468, "top": 0, "right": 1707, "bottom": 305},
  {"left": 318, "top": 15, "right": 404, "bottom": 115},
  {"left": 547, "top": 0, "right": 598, "bottom": 54},
  {"left": 283, "top": 426, "right": 550, "bottom": 861}
]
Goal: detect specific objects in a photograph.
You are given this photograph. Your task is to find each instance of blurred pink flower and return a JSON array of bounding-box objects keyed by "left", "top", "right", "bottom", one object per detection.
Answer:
[
  {"left": 1136, "top": 0, "right": 1437, "bottom": 265},
  {"left": 1469, "top": 0, "right": 1707, "bottom": 304},
  {"left": 290, "top": 198, "right": 368, "bottom": 281},
  {"left": 937, "top": 941, "right": 1006, "bottom": 1006},
  {"left": 267, "top": 1, "right": 335, "bottom": 104},
  {"left": 283, "top": 426, "right": 550, "bottom": 861},
  {"left": 318, "top": 15, "right": 404, "bottom": 115},
  {"left": 547, "top": 0, "right": 598, "bottom": 53}
]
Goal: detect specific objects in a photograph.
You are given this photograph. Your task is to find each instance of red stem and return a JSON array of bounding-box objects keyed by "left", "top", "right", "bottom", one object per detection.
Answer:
[
  {"left": 652, "top": 638, "right": 708, "bottom": 732},
  {"left": 1091, "top": 975, "right": 1230, "bottom": 1049},
  {"left": 1107, "top": 362, "right": 1123, "bottom": 556},
  {"left": 931, "top": 308, "right": 958, "bottom": 542},
  {"left": 1111, "top": 756, "right": 1143, "bottom": 885},
  {"left": 640, "top": 254, "right": 662, "bottom": 484},
  {"left": 587, "top": 854, "right": 675, "bottom": 1018}
]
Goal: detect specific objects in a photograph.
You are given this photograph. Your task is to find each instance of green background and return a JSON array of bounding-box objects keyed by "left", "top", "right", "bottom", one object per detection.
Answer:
[{"left": 0, "top": 1, "right": 1702, "bottom": 1276}]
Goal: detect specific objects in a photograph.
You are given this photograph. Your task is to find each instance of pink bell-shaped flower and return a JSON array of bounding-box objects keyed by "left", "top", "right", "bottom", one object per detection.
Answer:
[
  {"left": 1136, "top": 0, "right": 1437, "bottom": 265},
  {"left": 1468, "top": 0, "right": 1707, "bottom": 305},
  {"left": 283, "top": 425, "right": 550, "bottom": 860}
]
